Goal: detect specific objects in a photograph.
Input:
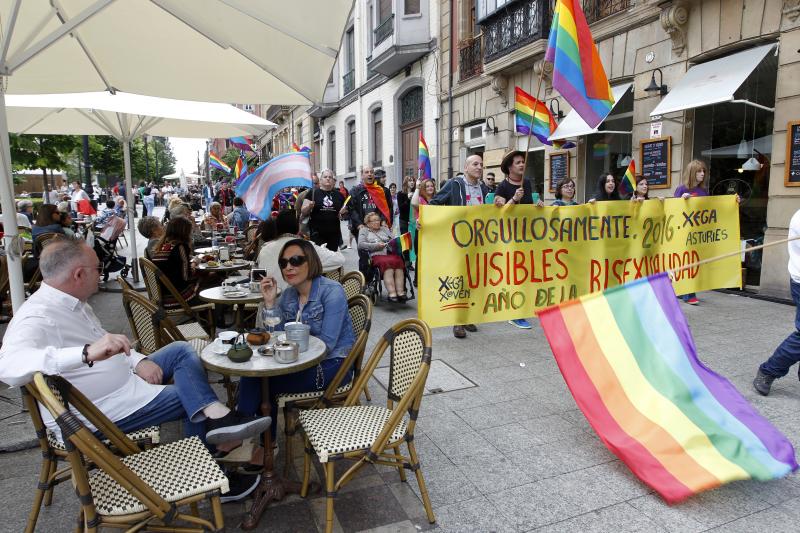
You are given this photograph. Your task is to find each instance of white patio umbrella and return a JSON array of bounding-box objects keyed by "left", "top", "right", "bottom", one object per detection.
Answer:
[
  {"left": 4, "top": 90, "right": 275, "bottom": 299},
  {"left": 0, "top": 0, "right": 353, "bottom": 311}
]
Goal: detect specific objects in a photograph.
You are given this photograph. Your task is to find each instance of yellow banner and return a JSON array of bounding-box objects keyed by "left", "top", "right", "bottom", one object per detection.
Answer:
[{"left": 418, "top": 196, "right": 741, "bottom": 328}]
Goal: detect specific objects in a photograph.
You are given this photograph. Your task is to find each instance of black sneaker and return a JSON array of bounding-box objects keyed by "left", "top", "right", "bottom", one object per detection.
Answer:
[
  {"left": 220, "top": 471, "right": 261, "bottom": 503},
  {"left": 206, "top": 412, "right": 271, "bottom": 445},
  {"left": 753, "top": 370, "right": 776, "bottom": 396}
]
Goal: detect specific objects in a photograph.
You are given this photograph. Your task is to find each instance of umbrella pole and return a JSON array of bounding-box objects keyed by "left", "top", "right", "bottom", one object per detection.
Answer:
[
  {"left": 0, "top": 90, "right": 26, "bottom": 311},
  {"left": 122, "top": 139, "right": 140, "bottom": 282}
]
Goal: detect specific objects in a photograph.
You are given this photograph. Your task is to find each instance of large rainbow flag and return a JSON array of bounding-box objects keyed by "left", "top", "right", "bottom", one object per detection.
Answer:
[
  {"left": 235, "top": 151, "right": 312, "bottom": 220},
  {"left": 418, "top": 132, "right": 431, "bottom": 180},
  {"left": 545, "top": 0, "right": 614, "bottom": 129},
  {"left": 619, "top": 158, "right": 636, "bottom": 197},
  {"left": 538, "top": 273, "right": 797, "bottom": 503},
  {"left": 514, "top": 86, "right": 557, "bottom": 145},
  {"left": 209, "top": 151, "right": 231, "bottom": 174}
]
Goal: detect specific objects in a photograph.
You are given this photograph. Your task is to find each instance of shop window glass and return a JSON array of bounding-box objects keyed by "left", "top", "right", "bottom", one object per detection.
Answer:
[{"left": 582, "top": 89, "right": 633, "bottom": 202}]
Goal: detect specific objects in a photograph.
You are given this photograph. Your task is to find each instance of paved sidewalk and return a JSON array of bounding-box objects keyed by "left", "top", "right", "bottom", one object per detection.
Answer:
[{"left": 2, "top": 245, "right": 800, "bottom": 532}]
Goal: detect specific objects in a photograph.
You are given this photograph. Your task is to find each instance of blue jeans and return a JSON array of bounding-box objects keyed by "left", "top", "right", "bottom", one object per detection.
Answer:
[
  {"left": 113, "top": 341, "right": 218, "bottom": 439},
  {"left": 237, "top": 358, "right": 351, "bottom": 438},
  {"left": 760, "top": 279, "right": 800, "bottom": 378}
]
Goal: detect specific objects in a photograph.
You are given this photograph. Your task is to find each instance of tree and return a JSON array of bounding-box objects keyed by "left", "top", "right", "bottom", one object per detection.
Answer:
[
  {"left": 10, "top": 134, "right": 80, "bottom": 193},
  {"left": 210, "top": 147, "right": 241, "bottom": 181}
]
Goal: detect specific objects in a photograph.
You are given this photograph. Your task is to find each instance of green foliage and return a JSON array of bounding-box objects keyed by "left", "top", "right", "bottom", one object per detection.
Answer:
[
  {"left": 210, "top": 147, "right": 241, "bottom": 181},
  {"left": 10, "top": 134, "right": 80, "bottom": 191}
]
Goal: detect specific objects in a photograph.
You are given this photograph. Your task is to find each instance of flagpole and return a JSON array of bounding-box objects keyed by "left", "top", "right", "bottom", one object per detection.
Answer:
[{"left": 522, "top": 59, "right": 549, "bottom": 180}]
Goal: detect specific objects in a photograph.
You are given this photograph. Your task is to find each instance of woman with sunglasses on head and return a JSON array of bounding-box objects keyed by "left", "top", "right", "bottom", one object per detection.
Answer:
[
  {"left": 551, "top": 178, "right": 579, "bottom": 206},
  {"left": 237, "top": 239, "right": 355, "bottom": 443}
]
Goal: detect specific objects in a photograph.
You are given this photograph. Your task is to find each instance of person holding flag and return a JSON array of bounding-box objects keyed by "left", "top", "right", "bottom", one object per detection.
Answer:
[{"left": 303, "top": 169, "right": 345, "bottom": 252}]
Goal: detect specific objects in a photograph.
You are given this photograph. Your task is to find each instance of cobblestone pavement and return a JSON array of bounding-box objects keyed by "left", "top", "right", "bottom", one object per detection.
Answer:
[{"left": 1, "top": 226, "right": 799, "bottom": 532}]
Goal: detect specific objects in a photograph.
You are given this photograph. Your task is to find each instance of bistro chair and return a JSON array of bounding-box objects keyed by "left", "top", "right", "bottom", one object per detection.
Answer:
[
  {"left": 27, "top": 373, "right": 227, "bottom": 532},
  {"left": 298, "top": 319, "right": 436, "bottom": 532},
  {"left": 340, "top": 270, "right": 366, "bottom": 300},
  {"left": 322, "top": 266, "right": 344, "bottom": 282},
  {"left": 278, "top": 294, "right": 373, "bottom": 475},
  {"left": 23, "top": 254, "right": 42, "bottom": 295},
  {"left": 139, "top": 257, "right": 215, "bottom": 339},
  {"left": 33, "top": 231, "right": 60, "bottom": 258},
  {"left": 21, "top": 383, "right": 159, "bottom": 533}
]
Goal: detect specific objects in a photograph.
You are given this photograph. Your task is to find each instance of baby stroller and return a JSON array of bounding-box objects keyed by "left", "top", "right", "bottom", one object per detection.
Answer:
[
  {"left": 364, "top": 242, "right": 415, "bottom": 305},
  {"left": 94, "top": 215, "right": 129, "bottom": 281}
]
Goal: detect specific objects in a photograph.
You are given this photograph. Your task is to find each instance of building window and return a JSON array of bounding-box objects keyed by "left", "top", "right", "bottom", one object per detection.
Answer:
[
  {"left": 329, "top": 130, "right": 336, "bottom": 171},
  {"left": 372, "top": 108, "right": 383, "bottom": 167},
  {"left": 343, "top": 28, "right": 356, "bottom": 94},
  {"left": 400, "top": 87, "right": 423, "bottom": 125},
  {"left": 405, "top": 0, "right": 420, "bottom": 15},
  {"left": 346, "top": 120, "right": 357, "bottom": 172},
  {"left": 376, "top": 0, "right": 394, "bottom": 45}
]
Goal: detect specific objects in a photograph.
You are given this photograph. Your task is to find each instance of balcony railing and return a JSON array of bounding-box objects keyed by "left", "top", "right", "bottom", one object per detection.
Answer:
[
  {"left": 342, "top": 69, "right": 355, "bottom": 94},
  {"left": 374, "top": 15, "right": 394, "bottom": 46},
  {"left": 458, "top": 36, "right": 483, "bottom": 81},
  {"left": 481, "top": 0, "right": 550, "bottom": 63},
  {"left": 583, "top": 0, "right": 631, "bottom": 24}
]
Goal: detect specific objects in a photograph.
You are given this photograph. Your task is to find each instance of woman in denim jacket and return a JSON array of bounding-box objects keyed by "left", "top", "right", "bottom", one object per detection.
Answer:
[{"left": 237, "top": 239, "right": 355, "bottom": 440}]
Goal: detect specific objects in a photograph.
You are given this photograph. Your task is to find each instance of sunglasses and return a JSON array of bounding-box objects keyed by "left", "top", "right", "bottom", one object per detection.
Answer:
[{"left": 278, "top": 255, "right": 308, "bottom": 269}]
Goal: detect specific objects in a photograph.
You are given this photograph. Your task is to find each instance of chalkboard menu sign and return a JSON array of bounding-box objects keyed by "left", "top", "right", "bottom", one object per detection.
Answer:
[
  {"left": 548, "top": 151, "right": 570, "bottom": 192},
  {"left": 639, "top": 136, "right": 671, "bottom": 189},
  {"left": 785, "top": 121, "right": 800, "bottom": 187}
]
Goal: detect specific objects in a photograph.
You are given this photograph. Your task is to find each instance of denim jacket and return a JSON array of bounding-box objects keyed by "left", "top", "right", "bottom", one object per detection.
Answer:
[{"left": 270, "top": 276, "right": 355, "bottom": 361}]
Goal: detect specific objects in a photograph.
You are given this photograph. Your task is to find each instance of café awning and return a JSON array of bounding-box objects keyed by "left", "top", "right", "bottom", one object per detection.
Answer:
[
  {"left": 549, "top": 83, "right": 633, "bottom": 141},
  {"left": 650, "top": 43, "right": 777, "bottom": 117}
]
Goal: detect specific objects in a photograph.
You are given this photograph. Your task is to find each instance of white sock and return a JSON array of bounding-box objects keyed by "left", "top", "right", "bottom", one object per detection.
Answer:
[{"left": 203, "top": 402, "right": 231, "bottom": 419}]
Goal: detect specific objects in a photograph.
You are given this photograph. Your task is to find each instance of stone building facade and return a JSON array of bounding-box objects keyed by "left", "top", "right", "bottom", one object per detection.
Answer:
[{"left": 439, "top": 0, "right": 800, "bottom": 299}]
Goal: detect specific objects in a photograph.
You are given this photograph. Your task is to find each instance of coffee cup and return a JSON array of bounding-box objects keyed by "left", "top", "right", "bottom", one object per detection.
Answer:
[{"left": 284, "top": 322, "right": 310, "bottom": 352}]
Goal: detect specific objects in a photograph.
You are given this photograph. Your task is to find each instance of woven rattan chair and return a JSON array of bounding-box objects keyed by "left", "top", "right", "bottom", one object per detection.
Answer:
[
  {"left": 278, "top": 294, "right": 373, "bottom": 474},
  {"left": 298, "top": 319, "right": 436, "bottom": 532},
  {"left": 121, "top": 287, "right": 236, "bottom": 407},
  {"left": 139, "top": 257, "right": 215, "bottom": 339},
  {"left": 340, "top": 270, "right": 365, "bottom": 300},
  {"left": 27, "top": 373, "right": 227, "bottom": 532},
  {"left": 322, "top": 266, "right": 344, "bottom": 282},
  {"left": 20, "top": 384, "right": 160, "bottom": 533},
  {"left": 33, "top": 231, "right": 60, "bottom": 258}
]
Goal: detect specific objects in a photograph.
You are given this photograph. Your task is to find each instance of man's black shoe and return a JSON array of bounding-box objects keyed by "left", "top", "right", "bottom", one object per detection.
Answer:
[
  {"left": 463, "top": 324, "right": 478, "bottom": 332},
  {"left": 753, "top": 370, "right": 776, "bottom": 396},
  {"left": 220, "top": 472, "right": 261, "bottom": 503},
  {"left": 206, "top": 412, "right": 271, "bottom": 445}
]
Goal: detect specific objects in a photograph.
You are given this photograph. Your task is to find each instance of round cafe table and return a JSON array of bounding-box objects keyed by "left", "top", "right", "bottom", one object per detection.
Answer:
[
  {"left": 198, "top": 285, "right": 262, "bottom": 329},
  {"left": 195, "top": 246, "right": 244, "bottom": 255},
  {"left": 200, "top": 336, "right": 327, "bottom": 529}
]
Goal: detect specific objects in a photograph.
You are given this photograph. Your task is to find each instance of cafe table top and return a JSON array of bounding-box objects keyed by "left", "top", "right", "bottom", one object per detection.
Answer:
[{"left": 200, "top": 335, "right": 327, "bottom": 378}]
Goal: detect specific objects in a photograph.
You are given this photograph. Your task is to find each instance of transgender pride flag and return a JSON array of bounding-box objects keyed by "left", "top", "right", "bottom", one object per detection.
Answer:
[{"left": 235, "top": 151, "right": 312, "bottom": 219}]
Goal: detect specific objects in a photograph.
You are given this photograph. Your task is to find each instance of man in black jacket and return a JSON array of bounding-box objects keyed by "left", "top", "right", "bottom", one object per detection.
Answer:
[
  {"left": 348, "top": 166, "right": 393, "bottom": 275},
  {"left": 430, "top": 154, "right": 488, "bottom": 338}
]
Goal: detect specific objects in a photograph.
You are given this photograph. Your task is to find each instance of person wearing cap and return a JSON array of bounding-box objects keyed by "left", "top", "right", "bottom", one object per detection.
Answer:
[
  {"left": 16, "top": 200, "right": 33, "bottom": 228},
  {"left": 430, "top": 154, "right": 488, "bottom": 339},
  {"left": 493, "top": 150, "right": 542, "bottom": 330}
]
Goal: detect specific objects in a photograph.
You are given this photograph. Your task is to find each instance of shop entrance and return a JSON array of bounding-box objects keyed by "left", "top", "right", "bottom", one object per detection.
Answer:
[{"left": 692, "top": 53, "right": 777, "bottom": 286}]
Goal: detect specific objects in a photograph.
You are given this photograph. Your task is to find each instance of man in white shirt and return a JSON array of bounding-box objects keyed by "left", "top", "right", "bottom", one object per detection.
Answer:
[
  {"left": 754, "top": 208, "right": 800, "bottom": 395},
  {"left": 70, "top": 181, "right": 90, "bottom": 208},
  {"left": 0, "top": 238, "right": 270, "bottom": 447}
]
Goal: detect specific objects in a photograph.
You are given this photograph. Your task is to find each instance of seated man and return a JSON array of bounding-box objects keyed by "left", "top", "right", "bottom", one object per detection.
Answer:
[
  {"left": 0, "top": 237, "right": 270, "bottom": 501},
  {"left": 95, "top": 200, "right": 117, "bottom": 226}
]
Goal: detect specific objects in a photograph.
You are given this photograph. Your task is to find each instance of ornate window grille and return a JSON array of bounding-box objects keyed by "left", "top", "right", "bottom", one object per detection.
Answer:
[
  {"left": 583, "top": 0, "right": 631, "bottom": 24},
  {"left": 458, "top": 36, "right": 483, "bottom": 81},
  {"left": 342, "top": 69, "right": 355, "bottom": 95},
  {"left": 481, "top": 0, "right": 549, "bottom": 63},
  {"left": 374, "top": 14, "right": 395, "bottom": 46}
]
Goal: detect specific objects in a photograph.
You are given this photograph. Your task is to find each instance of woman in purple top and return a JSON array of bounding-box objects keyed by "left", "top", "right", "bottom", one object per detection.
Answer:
[{"left": 675, "top": 159, "right": 709, "bottom": 305}]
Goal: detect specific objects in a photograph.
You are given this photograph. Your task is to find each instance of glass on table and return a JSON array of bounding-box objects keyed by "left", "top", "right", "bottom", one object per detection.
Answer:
[{"left": 262, "top": 306, "right": 281, "bottom": 345}]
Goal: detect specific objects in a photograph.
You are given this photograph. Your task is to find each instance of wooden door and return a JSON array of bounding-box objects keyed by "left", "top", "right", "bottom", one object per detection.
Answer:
[{"left": 401, "top": 122, "right": 422, "bottom": 181}]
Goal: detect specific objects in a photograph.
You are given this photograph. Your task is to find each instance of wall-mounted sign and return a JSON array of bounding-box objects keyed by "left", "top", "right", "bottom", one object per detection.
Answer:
[
  {"left": 640, "top": 136, "right": 671, "bottom": 189},
  {"left": 650, "top": 121, "right": 662, "bottom": 138},
  {"left": 549, "top": 151, "right": 570, "bottom": 192},
  {"left": 785, "top": 121, "right": 800, "bottom": 187}
]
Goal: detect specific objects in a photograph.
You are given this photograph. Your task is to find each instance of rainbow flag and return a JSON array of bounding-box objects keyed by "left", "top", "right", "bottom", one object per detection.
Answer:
[
  {"left": 538, "top": 273, "right": 797, "bottom": 504},
  {"left": 514, "top": 86, "right": 557, "bottom": 145},
  {"left": 209, "top": 151, "right": 231, "bottom": 174},
  {"left": 418, "top": 132, "right": 431, "bottom": 180},
  {"left": 229, "top": 136, "right": 254, "bottom": 152},
  {"left": 619, "top": 158, "right": 636, "bottom": 196},
  {"left": 545, "top": 0, "right": 614, "bottom": 129},
  {"left": 389, "top": 232, "right": 413, "bottom": 255},
  {"left": 234, "top": 155, "right": 244, "bottom": 179},
  {"left": 233, "top": 158, "right": 249, "bottom": 187},
  {"left": 235, "top": 151, "right": 312, "bottom": 220},
  {"left": 592, "top": 142, "right": 610, "bottom": 158},
  {"left": 553, "top": 139, "right": 576, "bottom": 150},
  {"left": 291, "top": 142, "right": 301, "bottom": 152}
]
